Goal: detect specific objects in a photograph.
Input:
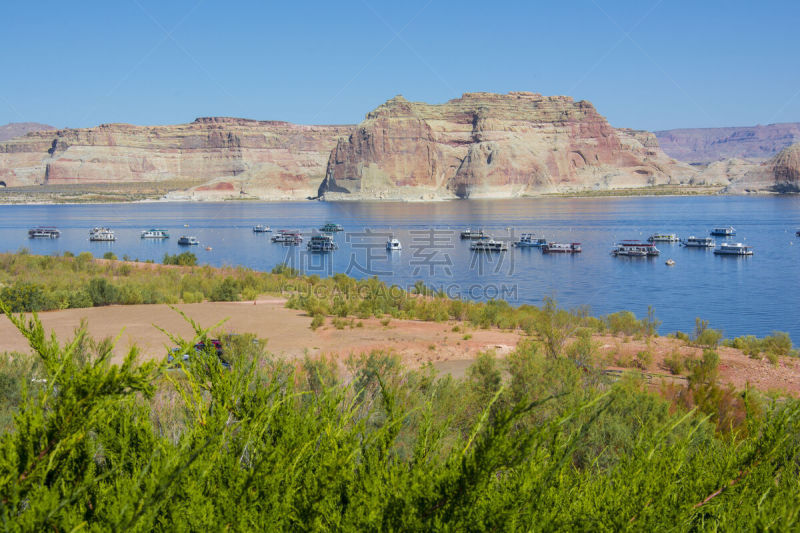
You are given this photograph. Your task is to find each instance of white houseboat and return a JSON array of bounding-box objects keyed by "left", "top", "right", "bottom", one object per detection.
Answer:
[
  {"left": 470, "top": 239, "right": 508, "bottom": 252},
  {"left": 710, "top": 227, "right": 736, "bottom": 236},
  {"left": 386, "top": 236, "right": 402, "bottom": 251},
  {"left": 252, "top": 224, "right": 272, "bottom": 233},
  {"left": 307, "top": 233, "right": 337, "bottom": 252},
  {"left": 460, "top": 229, "right": 487, "bottom": 240},
  {"left": 714, "top": 242, "right": 753, "bottom": 256},
  {"left": 177, "top": 236, "right": 200, "bottom": 246},
  {"left": 271, "top": 230, "right": 303, "bottom": 244},
  {"left": 542, "top": 242, "right": 582, "bottom": 254},
  {"left": 512, "top": 233, "right": 547, "bottom": 248},
  {"left": 647, "top": 233, "right": 680, "bottom": 243},
  {"left": 89, "top": 227, "right": 116, "bottom": 241},
  {"left": 682, "top": 236, "right": 715, "bottom": 248},
  {"left": 28, "top": 227, "right": 61, "bottom": 238},
  {"left": 141, "top": 228, "right": 169, "bottom": 239},
  {"left": 612, "top": 240, "right": 660, "bottom": 257}
]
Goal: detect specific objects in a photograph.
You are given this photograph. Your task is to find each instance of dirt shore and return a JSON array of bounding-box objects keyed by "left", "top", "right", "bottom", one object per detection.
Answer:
[{"left": 1, "top": 299, "right": 798, "bottom": 395}]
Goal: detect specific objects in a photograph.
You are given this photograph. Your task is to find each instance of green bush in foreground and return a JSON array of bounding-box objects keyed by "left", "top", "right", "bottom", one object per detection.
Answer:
[{"left": 1, "top": 303, "right": 800, "bottom": 530}]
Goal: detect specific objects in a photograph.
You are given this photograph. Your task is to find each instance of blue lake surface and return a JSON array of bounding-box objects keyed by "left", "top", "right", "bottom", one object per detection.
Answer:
[{"left": 1, "top": 196, "right": 799, "bottom": 341}]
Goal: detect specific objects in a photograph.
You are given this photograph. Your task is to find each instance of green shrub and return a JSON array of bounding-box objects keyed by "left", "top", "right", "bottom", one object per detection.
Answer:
[
  {"left": 209, "top": 277, "right": 241, "bottom": 302},
  {"left": 163, "top": 251, "right": 198, "bottom": 266},
  {"left": 310, "top": 314, "right": 325, "bottom": 330},
  {"left": 663, "top": 350, "right": 684, "bottom": 375},
  {"left": 86, "top": 278, "right": 119, "bottom": 306},
  {"left": 102, "top": 252, "right": 117, "bottom": 260}
]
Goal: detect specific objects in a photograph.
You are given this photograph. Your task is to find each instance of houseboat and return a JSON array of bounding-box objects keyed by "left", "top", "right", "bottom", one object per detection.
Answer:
[
  {"left": 307, "top": 233, "right": 337, "bottom": 252},
  {"left": 271, "top": 230, "right": 303, "bottom": 244},
  {"left": 252, "top": 224, "right": 272, "bottom": 233},
  {"left": 611, "top": 240, "right": 660, "bottom": 257},
  {"left": 141, "top": 228, "right": 169, "bottom": 239},
  {"left": 386, "top": 236, "right": 402, "bottom": 251},
  {"left": 714, "top": 242, "right": 753, "bottom": 256},
  {"left": 682, "top": 236, "right": 715, "bottom": 248},
  {"left": 796, "top": 229, "right": 800, "bottom": 237},
  {"left": 470, "top": 239, "right": 508, "bottom": 252},
  {"left": 710, "top": 227, "right": 736, "bottom": 236},
  {"left": 89, "top": 227, "right": 116, "bottom": 241},
  {"left": 542, "top": 242, "right": 582, "bottom": 254},
  {"left": 177, "top": 236, "right": 200, "bottom": 246},
  {"left": 647, "top": 233, "right": 680, "bottom": 243},
  {"left": 460, "top": 229, "right": 487, "bottom": 240},
  {"left": 28, "top": 227, "right": 60, "bottom": 239},
  {"left": 319, "top": 223, "right": 343, "bottom": 233},
  {"left": 512, "top": 233, "right": 548, "bottom": 247}
]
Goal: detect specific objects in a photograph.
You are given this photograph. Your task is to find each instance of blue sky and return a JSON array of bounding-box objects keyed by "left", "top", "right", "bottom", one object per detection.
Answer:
[{"left": 2, "top": 0, "right": 798, "bottom": 131}]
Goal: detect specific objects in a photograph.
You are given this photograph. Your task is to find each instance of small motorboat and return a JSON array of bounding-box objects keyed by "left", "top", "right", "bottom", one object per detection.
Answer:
[
  {"left": 386, "top": 236, "right": 402, "bottom": 251},
  {"left": 665, "top": 259, "right": 675, "bottom": 266},
  {"left": 178, "top": 236, "right": 200, "bottom": 246},
  {"left": 253, "top": 224, "right": 272, "bottom": 233}
]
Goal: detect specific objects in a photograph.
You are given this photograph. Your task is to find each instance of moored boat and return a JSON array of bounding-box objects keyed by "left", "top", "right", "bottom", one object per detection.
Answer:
[
  {"left": 470, "top": 238, "right": 508, "bottom": 252},
  {"left": 612, "top": 240, "right": 660, "bottom": 257},
  {"left": 386, "top": 236, "right": 402, "bottom": 251},
  {"left": 512, "top": 233, "right": 547, "bottom": 247},
  {"left": 271, "top": 230, "right": 303, "bottom": 244},
  {"left": 177, "top": 236, "right": 200, "bottom": 246},
  {"left": 141, "top": 228, "right": 169, "bottom": 239},
  {"left": 665, "top": 259, "right": 676, "bottom": 266},
  {"left": 307, "top": 233, "right": 338, "bottom": 252},
  {"left": 89, "top": 227, "right": 116, "bottom": 241},
  {"left": 460, "top": 229, "right": 487, "bottom": 240},
  {"left": 682, "top": 236, "right": 714, "bottom": 248},
  {"left": 253, "top": 224, "right": 272, "bottom": 233},
  {"left": 28, "top": 227, "right": 60, "bottom": 238},
  {"left": 319, "top": 223, "right": 343, "bottom": 233},
  {"left": 647, "top": 233, "right": 680, "bottom": 243},
  {"left": 542, "top": 242, "right": 581, "bottom": 254},
  {"left": 714, "top": 242, "right": 753, "bottom": 256},
  {"left": 710, "top": 226, "right": 736, "bottom": 236}
]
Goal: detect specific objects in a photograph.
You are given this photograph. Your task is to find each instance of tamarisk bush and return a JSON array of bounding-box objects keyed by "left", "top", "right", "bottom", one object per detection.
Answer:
[{"left": 2, "top": 301, "right": 800, "bottom": 530}]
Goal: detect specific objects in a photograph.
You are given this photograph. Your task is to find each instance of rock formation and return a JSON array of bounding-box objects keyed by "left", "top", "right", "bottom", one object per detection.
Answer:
[
  {"left": 722, "top": 143, "right": 800, "bottom": 193},
  {"left": 0, "top": 122, "right": 55, "bottom": 142},
  {"left": 0, "top": 118, "right": 350, "bottom": 199},
  {"left": 655, "top": 123, "right": 800, "bottom": 164},
  {"left": 319, "top": 93, "right": 693, "bottom": 200}
]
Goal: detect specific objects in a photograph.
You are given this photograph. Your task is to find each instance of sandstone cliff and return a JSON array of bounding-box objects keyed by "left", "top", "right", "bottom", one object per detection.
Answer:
[
  {"left": 0, "top": 118, "right": 350, "bottom": 199},
  {"left": 0, "top": 122, "right": 56, "bottom": 142},
  {"left": 319, "top": 93, "right": 694, "bottom": 200},
  {"left": 655, "top": 123, "right": 800, "bottom": 164},
  {"left": 720, "top": 142, "right": 800, "bottom": 194}
]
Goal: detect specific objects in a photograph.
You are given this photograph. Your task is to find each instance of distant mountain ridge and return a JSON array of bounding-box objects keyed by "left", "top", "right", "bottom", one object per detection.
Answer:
[
  {"left": 0, "top": 92, "right": 694, "bottom": 200},
  {"left": 0, "top": 122, "right": 56, "bottom": 142},
  {"left": 654, "top": 123, "right": 800, "bottom": 164}
]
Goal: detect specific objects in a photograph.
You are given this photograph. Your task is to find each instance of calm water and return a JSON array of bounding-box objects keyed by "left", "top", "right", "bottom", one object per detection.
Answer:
[{"left": 2, "top": 196, "right": 799, "bottom": 341}]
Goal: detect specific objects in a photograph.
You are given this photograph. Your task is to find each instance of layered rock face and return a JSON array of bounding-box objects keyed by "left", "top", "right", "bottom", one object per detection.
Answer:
[
  {"left": 655, "top": 123, "right": 800, "bottom": 164},
  {"left": 723, "top": 143, "right": 800, "bottom": 193},
  {"left": 0, "top": 122, "right": 55, "bottom": 142},
  {"left": 320, "top": 93, "right": 693, "bottom": 200},
  {"left": 0, "top": 118, "right": 350, "bottom": 199}
]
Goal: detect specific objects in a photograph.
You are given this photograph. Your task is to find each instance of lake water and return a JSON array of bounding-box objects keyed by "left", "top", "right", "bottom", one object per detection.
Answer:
[{"left": 2, "top": 196, "right": 799, "bottom": 341}]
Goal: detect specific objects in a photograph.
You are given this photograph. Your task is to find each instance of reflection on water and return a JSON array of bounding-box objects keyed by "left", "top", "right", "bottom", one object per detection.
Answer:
[{"left": 2, "top": 196, "right": 799, "bottom": 340}]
